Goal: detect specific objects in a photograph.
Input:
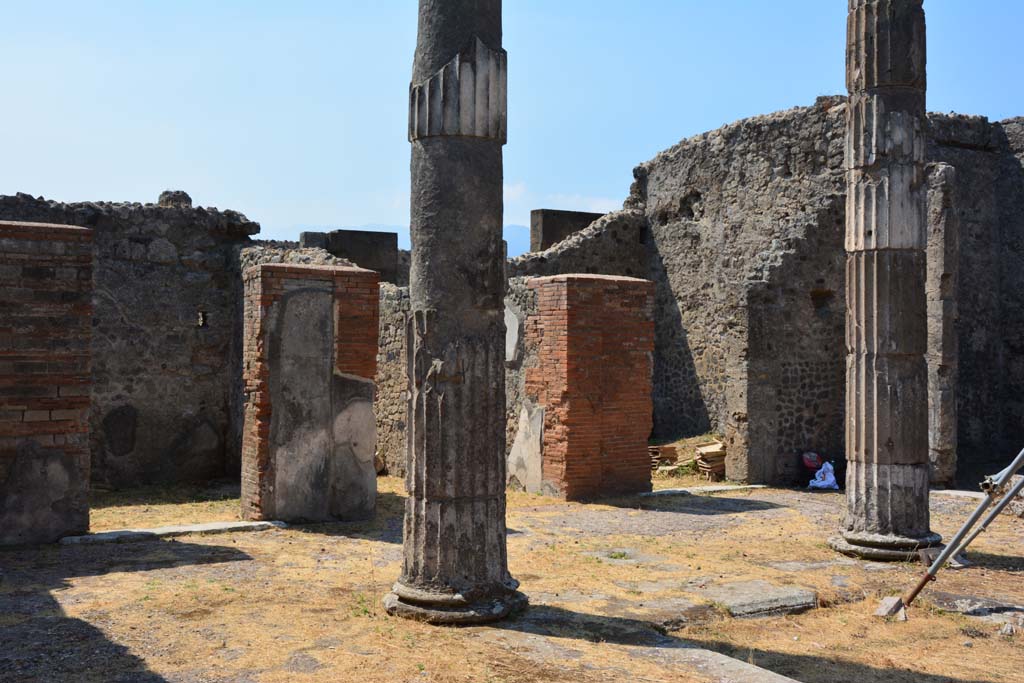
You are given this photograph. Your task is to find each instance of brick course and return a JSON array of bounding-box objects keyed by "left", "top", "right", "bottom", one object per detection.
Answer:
[
  {"left": 523, "top": 274, "right": 654, "bottom": 499},
  {"left": 0, "top": 220, "right": 93, "bottom": 545},
  {"left": 240, "top": 263, "right": 379, "bottom": 521}
]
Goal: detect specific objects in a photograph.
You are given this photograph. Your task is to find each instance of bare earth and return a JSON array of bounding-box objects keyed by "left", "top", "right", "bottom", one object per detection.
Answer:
[{"left": 1, "top": 476, "right": 1022, "bottom": 683}]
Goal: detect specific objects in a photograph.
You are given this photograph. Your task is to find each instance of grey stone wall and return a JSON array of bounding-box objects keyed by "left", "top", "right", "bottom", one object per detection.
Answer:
[
  {"left": 631, "top": 97, "right": 847, "bottom": 482},
  {"left": 0, "top": 192, "right": 258, "bottom": 488},
  {"left": 375, "top": 283, "right": 411, "bottom": 475}
]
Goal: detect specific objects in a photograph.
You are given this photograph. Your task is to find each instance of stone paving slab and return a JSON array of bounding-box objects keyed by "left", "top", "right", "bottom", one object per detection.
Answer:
[
  {"left": 642, "top": 485, "right": 767, "bottom": 497},
  {"left": 60, "top": 520, "right": 286, "bottom": 545},
  {"left": 478, "top": 609, "right": 801, "bottom": 683},
  {"left": 931, "top": 489, "right": 987, "bottom": 501},
  {"left": 689, "top": 579, "right": 816, "bottom": 618}
]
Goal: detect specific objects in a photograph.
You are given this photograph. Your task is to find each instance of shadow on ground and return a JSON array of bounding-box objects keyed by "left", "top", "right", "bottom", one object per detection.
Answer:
[
  {"left": 959, "top": 549, "right": 1024, "bottom": 573},
  {"left": 0, "top": 539, "right": 251, "bottom": 683},
  {"left": 291, "top": 491, "right": 406, "bottom": 543},
  {"left": 90, "top": 479, "right": 241, "bottom": 508},
  {"left": 600, "top": 493, "right": 783, "bottom": 515},
  {"left": 497, "top": 604, "right": 997, "bottom": 683}
]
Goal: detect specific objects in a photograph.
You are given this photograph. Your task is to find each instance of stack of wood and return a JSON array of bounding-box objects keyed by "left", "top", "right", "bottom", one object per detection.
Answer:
[
  {"left": 695, "top": 440, "right": 726, "bottom": 481},
  {"left": 648, "top": 444, "right": 678, "bottom": 470}
]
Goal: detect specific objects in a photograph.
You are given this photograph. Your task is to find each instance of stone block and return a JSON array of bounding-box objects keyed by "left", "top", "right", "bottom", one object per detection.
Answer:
[
  {"left": 691, "top": 579, "right": 816, "bottom": 618},
  {"left": 300, "top": 229, "right": 399, "bottom": 283},
  {"left": 529, "top": 209, "right": 605, "bottom": 252}
]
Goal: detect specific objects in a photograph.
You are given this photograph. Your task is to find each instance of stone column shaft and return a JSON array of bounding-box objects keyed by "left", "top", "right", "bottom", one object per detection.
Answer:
[
  {"left": 832, "top": 0, "right": 941, "bottom": 560},
  {"left": 384, "top": 0, "right": 525, "bottom": 623}
]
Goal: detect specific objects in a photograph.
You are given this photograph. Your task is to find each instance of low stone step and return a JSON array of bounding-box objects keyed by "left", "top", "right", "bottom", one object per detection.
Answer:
[{"left": 60, "top": 520, "right": 286, "bottom": 545}]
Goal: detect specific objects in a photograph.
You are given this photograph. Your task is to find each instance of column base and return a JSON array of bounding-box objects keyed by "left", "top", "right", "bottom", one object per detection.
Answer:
[
  {"left": 383, "top": 582, "right": 528, "bottom": 624},
  {"left": 829, "top": 530, "right": 942, "bottom": 562}
]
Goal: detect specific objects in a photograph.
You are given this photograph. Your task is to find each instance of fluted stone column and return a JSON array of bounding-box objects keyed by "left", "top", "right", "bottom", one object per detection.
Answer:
[
  {"left": 830, "top": 0, "right": 941, "bottom": 561},
  {"left": 383, "top": 0, "right": 526, "bottom": 623}
]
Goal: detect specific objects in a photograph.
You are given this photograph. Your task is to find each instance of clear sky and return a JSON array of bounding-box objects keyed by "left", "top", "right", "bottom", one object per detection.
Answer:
[{"left": 1, "top": 1, "right": 1021, "bottom": 256}]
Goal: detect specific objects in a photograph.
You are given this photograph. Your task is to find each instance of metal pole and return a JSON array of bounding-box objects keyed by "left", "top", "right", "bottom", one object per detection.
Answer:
[
  {"left": 948, "top": 461, "right": 1024, "bottom": 559},
  {"left": 901, "top": 446, "right": 1024, "bottom": 607}
]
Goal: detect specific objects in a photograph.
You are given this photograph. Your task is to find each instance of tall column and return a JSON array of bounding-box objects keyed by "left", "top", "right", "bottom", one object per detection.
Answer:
[
  {"left": 830, "top": 0, "right": 941, "bottom": 561},
  {"left": 384, "top": 0, "right": 526, "bottom": 623}
]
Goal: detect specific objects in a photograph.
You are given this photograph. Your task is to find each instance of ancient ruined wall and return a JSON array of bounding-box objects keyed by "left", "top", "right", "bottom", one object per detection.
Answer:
[
  {"left": 240, "top": 263, "right": 379, "bottom": 522},
  {"left": 375, "top": 284, "right": 411, "bottom": 475},
  {"left": 629, "top": 99, "right": 1024, "bottom": 484},
  {"left": 0, "top": 221, "right": 92, "bottom": 544},
  {"left": 0, "top": 192, "right": 258, "bottom": 488},
  {"left": 631, "top": 97, "right": 848, "bottom": 483},
  {"left": 507, "top": 275, "right": 654, "bottom": 499},
  {"left": 927, "top": 115, "right": 1024, "bottom": 478}
]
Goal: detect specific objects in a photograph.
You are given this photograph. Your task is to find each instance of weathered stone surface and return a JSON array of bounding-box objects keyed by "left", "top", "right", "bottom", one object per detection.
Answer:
[
  {"left": 834, "top": 0, "right": 938, "bottom": 560},
  {"left": 0, "top": 192, "right": 258, "bottom": 488},
  {"left": 374, "top": 284, "right": 410, "bottom": 475},
  {"left": 385, "top": 0, "right": 525, "bottom": 624},
  {"left": 157, "top": 190, "right": 193, "bottom": 208},
  {"left": 690, "top": 580, "right": 816, "bottom": 618},
  {"left": 507, "top": 403, "right": 545, "bottom": 494},
  {"left": 240, "top": 264, "right": 379, "bottom": 523},
  {"left": 0, "top": 221, "right": 93, "bottom": 546},
  {"left": 926, "top": 163, "right": 959, "bottom": 486},
  {"left": 529, "top": 209, "right": 605, "bottom": 252}
]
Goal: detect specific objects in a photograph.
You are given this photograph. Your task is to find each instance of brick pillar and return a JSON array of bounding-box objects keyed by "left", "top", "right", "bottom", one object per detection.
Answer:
[
  {"left": 0, "top": 221, "right": 93, "bottom": 545},
  {"left": 240, "top": 264, "right": 380, "bottom": 523},
  {"left": 510, "top": 275, "right": 654, "bottom": 500}
]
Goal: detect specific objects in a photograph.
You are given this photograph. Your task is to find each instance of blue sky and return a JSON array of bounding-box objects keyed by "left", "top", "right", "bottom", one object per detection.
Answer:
[{"left": 1, "top": 1, "right": 1021, "bottom": 256}]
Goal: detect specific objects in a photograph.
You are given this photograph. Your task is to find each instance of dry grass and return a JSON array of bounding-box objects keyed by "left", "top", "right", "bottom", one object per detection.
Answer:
[{"left": 8, "top": 475, "right": 1021, "bottom": 682}]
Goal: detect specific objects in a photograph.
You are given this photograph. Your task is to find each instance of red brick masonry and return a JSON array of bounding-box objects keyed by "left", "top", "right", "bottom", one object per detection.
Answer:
[
  {"left": 525, "top": 274, "right": 655, "bottom": 499},
  {"left": 0, "top": 220, "right": 93, "bottom": 544},
  {"left": 240, "top": 263, "right": 379, "bottom": 520}
]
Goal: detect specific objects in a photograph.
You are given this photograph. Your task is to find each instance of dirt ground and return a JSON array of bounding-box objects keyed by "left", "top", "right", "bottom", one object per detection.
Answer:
[{"left": 1, "top": 475, "right": 1022, "bottom": 683}]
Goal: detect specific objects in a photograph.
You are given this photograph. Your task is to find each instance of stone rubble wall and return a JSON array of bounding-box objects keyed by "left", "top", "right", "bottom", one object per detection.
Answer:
[
  {"left": 631, "top": 97, "right": 847, "bottom": 483},
  {"left": 375, "top": 283, "right": 411, "bottom": 475},
  {"left": 508, "top": 209, "right": 647, "bottom": 280},
  {"left": 0, "top": 221, "right": 93, "bottom": 544},
  {"left": 240, "top": 263, "right": 379, "bottom": 522},
  {"left": 0, "top": 192, "right": 258, "bottom": 488}
]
